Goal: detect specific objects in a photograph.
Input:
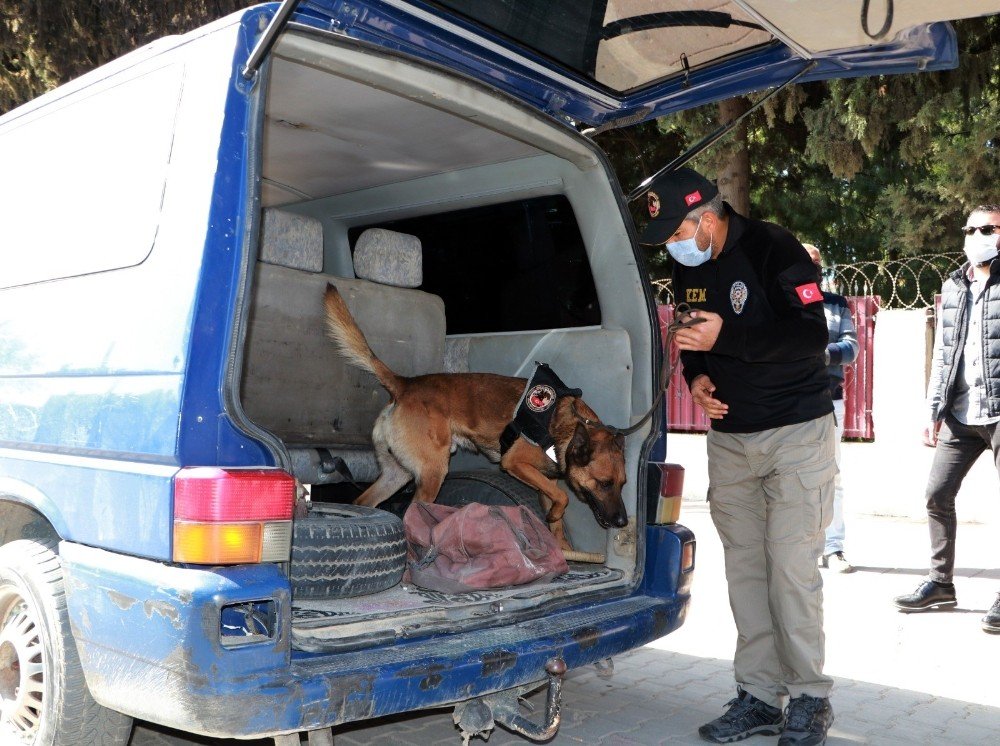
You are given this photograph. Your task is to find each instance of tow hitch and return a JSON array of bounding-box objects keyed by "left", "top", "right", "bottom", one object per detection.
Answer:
[{"left": 453, "top": 657, "right": 566, "bottom": 744}]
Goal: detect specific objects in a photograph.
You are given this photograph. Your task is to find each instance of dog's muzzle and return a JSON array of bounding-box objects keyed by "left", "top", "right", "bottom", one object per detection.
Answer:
[{"left": 581, "top": 488, "right": 628, "bottom": 529}]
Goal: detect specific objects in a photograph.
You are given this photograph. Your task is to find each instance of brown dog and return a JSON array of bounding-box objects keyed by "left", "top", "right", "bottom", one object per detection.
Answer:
[{"left": 322, "top": 284, "right": 627, "bottom": 548}]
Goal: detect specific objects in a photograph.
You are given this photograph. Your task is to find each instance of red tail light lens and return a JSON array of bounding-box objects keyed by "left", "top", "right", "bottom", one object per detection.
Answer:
[{"left": 174, "top": 468, "right": 294, "bottom": 521}]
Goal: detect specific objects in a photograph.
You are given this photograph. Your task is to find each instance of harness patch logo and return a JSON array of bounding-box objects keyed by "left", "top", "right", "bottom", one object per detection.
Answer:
[
  {"left": 686, "top": 288, "right": 706, "bottom": 303},
  {"left": 647, "top": 191, "right": 660, "bottom": 218},
  {"left": 526, "top": 384, "right": 556, "bottom": 413},
  {"left": 730, "top": 281, "right": 748, "bottom": 315},
  {"left": 795, "top": 282, "right": 822, "bottom": 305}
]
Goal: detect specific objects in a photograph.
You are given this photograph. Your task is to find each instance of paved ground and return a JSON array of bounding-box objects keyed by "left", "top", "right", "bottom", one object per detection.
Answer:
[{"left": 130, "top": 485, "right": 1000, "bottom": 746}]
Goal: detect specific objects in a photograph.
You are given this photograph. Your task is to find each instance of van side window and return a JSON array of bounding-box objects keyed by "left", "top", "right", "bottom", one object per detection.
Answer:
[
  {"left": 349, "top": 195, "right": 600, "bottom": 334},
  {"left": 0, "top": 65, "right": 182, "bottom": 289}
]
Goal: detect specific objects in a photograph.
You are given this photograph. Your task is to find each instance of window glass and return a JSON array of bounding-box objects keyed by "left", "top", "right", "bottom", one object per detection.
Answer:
[
  {"left": 0, "top": 64, "right": 182, "bottom": 288},
  {"left": 350, "top": 196, "right": 601, "bottom": 334}
]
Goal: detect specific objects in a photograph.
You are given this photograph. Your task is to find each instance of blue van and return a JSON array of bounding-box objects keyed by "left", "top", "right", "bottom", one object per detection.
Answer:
[{"left": 0, "top": 1, "right": 968, "bottom": 743}]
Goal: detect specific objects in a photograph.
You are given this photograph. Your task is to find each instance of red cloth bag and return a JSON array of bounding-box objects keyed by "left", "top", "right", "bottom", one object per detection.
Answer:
[{"left": 403, "top": 501, "right": 568, "bottom": 593}]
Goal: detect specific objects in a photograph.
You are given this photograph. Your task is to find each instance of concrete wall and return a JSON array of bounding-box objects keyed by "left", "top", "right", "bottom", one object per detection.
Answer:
[{"left": 666, "top": 309, "right": 1000, "bottom": 524}]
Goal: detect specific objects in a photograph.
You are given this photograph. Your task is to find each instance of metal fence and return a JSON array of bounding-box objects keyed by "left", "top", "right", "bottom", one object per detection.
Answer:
[{"left": 651, "top": 252, "right": 963, "bottom": 310}]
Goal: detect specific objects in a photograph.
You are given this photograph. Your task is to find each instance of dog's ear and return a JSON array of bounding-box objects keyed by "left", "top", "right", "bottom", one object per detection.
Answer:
[
  {"left": 613, "top": 432, "right": 625, "bottom": 451},
  {"left": 567, "top": 423, "right": 593, "bottom": 466}
]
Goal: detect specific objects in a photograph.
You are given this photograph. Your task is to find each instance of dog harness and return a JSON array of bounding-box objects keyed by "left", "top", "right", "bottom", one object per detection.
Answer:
[{"left": 499, "top": 362, "right": 582, "bottom": 460}]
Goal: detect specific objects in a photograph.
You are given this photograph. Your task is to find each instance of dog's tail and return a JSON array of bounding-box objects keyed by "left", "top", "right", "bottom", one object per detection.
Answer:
[{"left": 323, "top": 283, "right": 404, "bottom": 399}]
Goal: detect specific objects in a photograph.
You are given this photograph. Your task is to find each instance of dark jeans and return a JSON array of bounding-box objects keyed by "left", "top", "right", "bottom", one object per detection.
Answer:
[{"left": 925, "top": 414, "right": 1000, "bottom": 583}]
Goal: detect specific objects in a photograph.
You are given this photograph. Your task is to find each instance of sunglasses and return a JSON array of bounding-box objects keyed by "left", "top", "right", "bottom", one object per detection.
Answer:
[{"left": 961, "top": 224, "right": 1000, "bottom": 236}]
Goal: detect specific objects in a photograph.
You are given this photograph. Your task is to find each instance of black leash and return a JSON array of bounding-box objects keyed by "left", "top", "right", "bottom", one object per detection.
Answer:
[{"left": 574, "top": 303, "right": 705, "bottom": 436}]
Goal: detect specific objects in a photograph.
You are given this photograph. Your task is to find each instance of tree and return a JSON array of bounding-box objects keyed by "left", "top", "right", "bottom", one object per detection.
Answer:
[{"left": 0, "top": 1, "right": 253, "bottom": 113}]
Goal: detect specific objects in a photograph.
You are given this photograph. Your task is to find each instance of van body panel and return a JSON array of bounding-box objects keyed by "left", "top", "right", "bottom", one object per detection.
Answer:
[{"left": 60, "top": 523, "right": 690, "bottom": 738}]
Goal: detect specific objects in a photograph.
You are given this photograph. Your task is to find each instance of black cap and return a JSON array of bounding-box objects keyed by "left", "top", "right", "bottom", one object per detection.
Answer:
[{"left": 638, "top": 167, "right": 719, "bottom": 245}]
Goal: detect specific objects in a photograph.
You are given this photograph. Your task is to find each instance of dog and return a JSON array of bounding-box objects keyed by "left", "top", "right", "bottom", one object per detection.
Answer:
[{"left": 322, "top": 283, "right": 628, "bottom": 549}]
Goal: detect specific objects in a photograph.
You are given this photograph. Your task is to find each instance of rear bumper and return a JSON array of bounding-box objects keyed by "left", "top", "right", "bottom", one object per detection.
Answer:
[{"left": 60, "top": 524, "right": 693, "bottom": 738}]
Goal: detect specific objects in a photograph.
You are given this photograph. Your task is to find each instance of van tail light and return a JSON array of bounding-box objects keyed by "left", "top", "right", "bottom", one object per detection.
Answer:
[{"left": 172, "top": 468, "right": 294, "bottom": 564}]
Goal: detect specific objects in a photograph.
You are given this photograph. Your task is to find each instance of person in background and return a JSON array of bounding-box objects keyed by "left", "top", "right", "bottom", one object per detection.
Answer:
[
  {"left": 641, "top": 167, "right": 836, "bottom": 745},
  {"left": 892, "top": 204, "right": 1000, "bottom": 635},
  {"left": 804, "top": 244, "right": 859, "bottom": 574}
]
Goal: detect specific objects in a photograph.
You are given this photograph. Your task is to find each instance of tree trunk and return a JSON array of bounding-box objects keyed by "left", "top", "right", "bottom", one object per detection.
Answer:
[{"left": 716, "top": 96, "right": 751, "bottom": 216}]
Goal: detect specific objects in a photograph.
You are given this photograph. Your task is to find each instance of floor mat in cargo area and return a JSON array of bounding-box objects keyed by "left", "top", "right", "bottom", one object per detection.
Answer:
[{"left": 290, "top": 563, "right": 623, "bottom": 649}]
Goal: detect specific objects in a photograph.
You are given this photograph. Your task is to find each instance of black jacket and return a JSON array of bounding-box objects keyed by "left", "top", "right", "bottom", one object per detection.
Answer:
[
  {"left": 672, "top": 205, "right": 832, "bottom": 433},
  {"left": 927, "top": 261, "right": 1000, "bottom": 422}
]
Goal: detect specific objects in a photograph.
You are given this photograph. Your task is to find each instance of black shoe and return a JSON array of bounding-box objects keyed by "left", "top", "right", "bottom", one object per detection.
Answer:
[
  {"left": 778, "top": 695, "right": 833, "bottom": 745},
  {"left": 893, "top": 580, "right": 957, "bottom": 612},
  {"left": 983, "top": 594, "right": 1000, "bottom": 633},
  {"left": 698, "top": 688, "right": 784, "bottom": 743}
]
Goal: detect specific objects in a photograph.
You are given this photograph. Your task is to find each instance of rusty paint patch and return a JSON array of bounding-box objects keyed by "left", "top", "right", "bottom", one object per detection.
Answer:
[
  {"left": 396, "top": 662, "right": 447, "bottom": 679},
  {"left": 143, "top": 599, "right": 182, "bottom": 629},
  {"left": 573, "top": 627, "right": 601, "bottom": 650},
  {"left": 107, "top": 590, "right": 139, "bottom": 611},
  {"left": 323, "top": 673, "right": 376, "bottom": 724},
  {"left": 420, "top": 673, "right": 443, "bottom": 690},
  {"left": 481, "top": 649, "right": 517, "bottom": 678},
  {"left": 652, "top": 609, "right": 671, "bottom": 639}
]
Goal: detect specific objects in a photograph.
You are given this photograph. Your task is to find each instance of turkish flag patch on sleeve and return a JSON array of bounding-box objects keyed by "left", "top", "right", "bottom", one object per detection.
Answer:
[{"left": 795, "top": 282, "right": 822, "bottom": 304}]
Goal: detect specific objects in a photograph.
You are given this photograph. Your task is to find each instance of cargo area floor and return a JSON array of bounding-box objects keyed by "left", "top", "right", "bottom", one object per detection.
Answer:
[{"left": 291, "top": 563, "right": 623, "bottom": 651}]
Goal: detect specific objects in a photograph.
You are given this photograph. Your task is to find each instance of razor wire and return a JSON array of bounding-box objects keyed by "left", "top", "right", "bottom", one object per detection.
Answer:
[{"left": 651, "top": 252, "right": 964, "bottom": 309}]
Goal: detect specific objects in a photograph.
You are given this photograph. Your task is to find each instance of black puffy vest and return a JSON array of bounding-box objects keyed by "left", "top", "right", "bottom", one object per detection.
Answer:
[{"left": 934, "top": 264, "right": 1000, "bottom": 420}]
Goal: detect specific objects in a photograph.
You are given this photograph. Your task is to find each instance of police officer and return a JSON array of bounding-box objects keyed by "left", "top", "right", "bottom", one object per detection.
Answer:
[{"left": 641, "top": 168, "right": 836, "bottom": 746}]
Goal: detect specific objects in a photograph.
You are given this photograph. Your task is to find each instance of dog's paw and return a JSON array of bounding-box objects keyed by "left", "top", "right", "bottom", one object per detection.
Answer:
[{"left": 547, "top": 520, "right": 574, "bottom": 552}]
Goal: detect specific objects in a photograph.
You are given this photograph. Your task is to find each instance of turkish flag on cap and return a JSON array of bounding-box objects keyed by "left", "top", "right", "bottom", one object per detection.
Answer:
[
  {"left": 795, "top": 282, "right": 822, "bottom": 304},
  {"left": 684, "top": 190, "right": 702, "bottom": 207}
]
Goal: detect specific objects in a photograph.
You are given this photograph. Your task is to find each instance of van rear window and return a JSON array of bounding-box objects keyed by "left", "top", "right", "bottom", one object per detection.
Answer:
[
  {"left": 350, "top": 195, "right": 601, "bottom": 334},
  {"left": 0, "top": 64, "right": 182, "bottom": 289}
]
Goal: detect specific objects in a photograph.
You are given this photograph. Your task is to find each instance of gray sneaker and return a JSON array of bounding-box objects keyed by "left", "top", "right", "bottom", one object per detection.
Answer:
[{"left": 778, "top": 694, "right": 833, "bottom": 745}]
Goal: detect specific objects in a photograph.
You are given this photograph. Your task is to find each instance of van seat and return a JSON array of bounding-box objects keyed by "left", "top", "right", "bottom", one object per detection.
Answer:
[{"left": 241, "top": 215, "right": 445, "bottom": 483}]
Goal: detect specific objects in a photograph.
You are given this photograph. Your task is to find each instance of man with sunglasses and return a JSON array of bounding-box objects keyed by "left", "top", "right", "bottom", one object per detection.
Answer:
[{"left": 893, "top": 204, "right": 1000, "bottom": 635}]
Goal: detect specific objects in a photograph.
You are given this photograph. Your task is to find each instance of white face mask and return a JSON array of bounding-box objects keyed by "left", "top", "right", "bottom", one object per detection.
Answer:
[
  {"left": 964, "top": 230, "right": 999, "bottom": 266},
  {"left": 665, "top": 217, "right": 714, "bottom": 267}
]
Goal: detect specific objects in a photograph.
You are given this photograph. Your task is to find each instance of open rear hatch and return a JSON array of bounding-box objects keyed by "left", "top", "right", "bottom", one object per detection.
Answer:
[{"left": 284, "top": 0, "right": 1000, "bottom": 130}]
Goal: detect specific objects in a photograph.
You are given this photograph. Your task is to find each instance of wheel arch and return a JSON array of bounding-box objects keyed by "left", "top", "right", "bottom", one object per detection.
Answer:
[{"left": 0, "top": 480, "right": 65, "bottom": 548}]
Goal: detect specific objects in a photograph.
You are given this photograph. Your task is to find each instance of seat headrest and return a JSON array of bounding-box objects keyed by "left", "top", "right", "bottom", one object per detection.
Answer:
[
  {"left": 354, "top": 228, "right": 422, "bottom": 288},
  {"left": 260, "top": 209, "right": 323, "bottom": 272}
]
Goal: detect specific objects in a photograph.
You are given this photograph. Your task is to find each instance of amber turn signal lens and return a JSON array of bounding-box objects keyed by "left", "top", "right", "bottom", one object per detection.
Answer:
[{"left": 173, "top": 522, "right": 263, "bottom": 564}]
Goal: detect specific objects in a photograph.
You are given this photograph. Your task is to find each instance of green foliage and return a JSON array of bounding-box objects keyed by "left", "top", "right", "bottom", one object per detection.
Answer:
[
  {"left": 628, "top": 16, "right": 1000, "bottom": 273},
  {"left": 0, "top": 1, "right": 254, "bottom": 113}
]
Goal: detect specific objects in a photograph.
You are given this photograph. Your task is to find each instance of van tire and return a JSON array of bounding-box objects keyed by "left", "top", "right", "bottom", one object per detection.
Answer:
[
  {"left": 290, "top": 504, "right": 406, "bottom": 599},
  {"left": 0, "top": 539, "right": 133, "bottom": 746}
]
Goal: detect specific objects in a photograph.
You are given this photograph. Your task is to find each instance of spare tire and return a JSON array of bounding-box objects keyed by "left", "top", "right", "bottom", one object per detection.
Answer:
[
  {"left": 434, "top": 471, "right": 546, "bottom": 523},
  {"left": 290, "top": 503, "right": 405, "bottom": 599}
]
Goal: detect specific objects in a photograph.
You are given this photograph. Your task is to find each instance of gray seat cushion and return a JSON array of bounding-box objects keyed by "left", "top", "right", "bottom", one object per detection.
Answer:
[{"left": 353, "top": 228, "right": 423, "bottom": 288}]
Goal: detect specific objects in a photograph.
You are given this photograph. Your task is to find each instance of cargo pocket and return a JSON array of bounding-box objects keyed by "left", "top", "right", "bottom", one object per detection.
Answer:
[
  {"left": 765, "top": 462, "right": 837, "bottom": 544},
  {"left": 796, "top": 462, "right": 837, "bottom": 540}
]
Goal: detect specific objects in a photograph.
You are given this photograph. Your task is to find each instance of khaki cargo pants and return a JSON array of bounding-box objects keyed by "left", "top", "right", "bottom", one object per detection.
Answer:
[{"left": 707, "top": 413, "right": 837, "bottom": 706}]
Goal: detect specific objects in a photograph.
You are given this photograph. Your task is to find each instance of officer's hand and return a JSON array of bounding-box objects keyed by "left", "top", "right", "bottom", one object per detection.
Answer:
[
  {"left": 675, "top": 310, "right": 722, "bottom": 352},
  {"left": 922, "top": 421, "right": 941, "bottom": 447},
  {"left": 690, "top": 374, "right": 728, "bottom": 419}
]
